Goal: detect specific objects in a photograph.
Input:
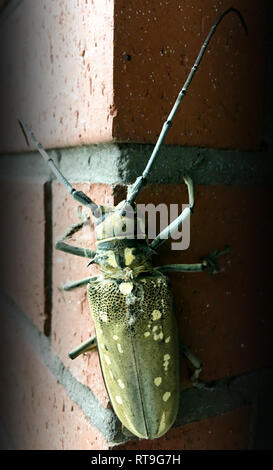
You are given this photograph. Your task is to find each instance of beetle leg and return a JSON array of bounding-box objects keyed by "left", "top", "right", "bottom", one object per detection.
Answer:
[
  {"left": 62, "top": 275, "right": 99, "bottom": 291},
  {"left": 201, "top": 246, "right": 231, "bottom": 275},
  {"left": 68, "top": 335, "right": 97, "bottom": 360},
  {"left": 180, "top": 342, "right": 214, "bottom": 391},
  {"left": 155, "top": 246, "right": 230, "bottom": 274},
  {"left": 55, "top": 218, "right": 97, "bottom": 259},
  {"left": 150, "top": 175, "right": 194, "bottom": 250},
  {"left": 155, "top": 263, "right": 203, "bottom": 273}
]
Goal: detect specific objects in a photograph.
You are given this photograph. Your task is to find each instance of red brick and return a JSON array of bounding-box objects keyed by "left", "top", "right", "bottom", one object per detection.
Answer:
[
  {"left": 116, "top": 406, "right": 250, "bottom": 450},
  {"left": 52, "top": 182, "right": 118, "bottom": 408},
  {"left": 0, "top": 177, "right": 48, "bottom": 333},
  {"left": 136, "top": 184, "right": 273, "bottom": 385},
  {"left": 113, "top": 0, "right": 268, "bottom": 150},
  {"left": 0, "top": 317, "right": 109, "bottom": 450},
  {"left": 1, "top": 1, "right": 268, "bottom": 152},
  {"left": 0, "top": 0, "right": 114, "bottom": 152}
]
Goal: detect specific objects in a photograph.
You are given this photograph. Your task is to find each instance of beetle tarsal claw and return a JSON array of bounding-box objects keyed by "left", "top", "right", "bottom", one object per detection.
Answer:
[{"left": 201, "top": 246, "right": 231, "bottom": 275}]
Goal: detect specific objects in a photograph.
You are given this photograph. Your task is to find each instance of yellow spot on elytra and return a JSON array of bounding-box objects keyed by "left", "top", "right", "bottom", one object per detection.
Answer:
[
  {"left": 154, "top": 377, "right": 162, "bottom": 387},
  {"left": 163, "top": 392, "right": 171, "bottom": 402},
  {"left": 117, "top": 379, "right": 125, "bottom": 389},
  {"left": 153, "top": 325, "right": 164, "bottom": 341},
  {"left": 152, "top": 309, "right": 162, "bottom": 321},
  {"left": 119, "top": 282, "right": 133, "bottom": 295},
  {"left": 117, "top": 343, "right": 123, "bottom": 354},
  {"left": 113, "top": 335, "right": 119, "bottom": 341},
  {"left": 104, "top": 354, "right": 111, "bottom": 365},
  {"left": 116, "top": 395, "right": 123, "bottom": 404},
  {"left": 99, "top": 311, "right": 108, "bottom": 322},
  {"left": 158, "top": 411, "right": 166, "bottom": 435},
  {"left": 144, "top": 331, "right": 150, "bottom": 338},
  {"left": 154, "top": 331, "right": 164, "bottom": 341},
  {"left": 107, "top": 251, "right": 118, "bottom": 268},
  {"left": 109, "top": 370, "right": 113, "bottom": 379},
  {"left": 163, "top": 354, "right": 170, "bottom": 371},
  {"left": 124, "top": 247, "right": 135, "bottom": 266},
  {"left": 165, "top": 336, "right": 171, "bottom": 343}
]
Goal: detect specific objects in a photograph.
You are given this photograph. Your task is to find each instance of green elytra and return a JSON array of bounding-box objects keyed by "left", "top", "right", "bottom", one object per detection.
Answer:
[{"left": 19, "top": 8, "right": 245, "bottom": 439}]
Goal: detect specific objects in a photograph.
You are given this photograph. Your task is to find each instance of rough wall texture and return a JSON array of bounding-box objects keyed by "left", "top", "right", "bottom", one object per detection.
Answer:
[
  {"left": 113, "top": 0, "right": 268, "bottom": 150},
  {"left": 0, "top": 0, "right": 114, "bottom": 151},
  {"left": 0, "top": 0, "right": 269, "bottom": 152},
  {"left": 0, "top": 0, "right": 272, "bottom": 451}
]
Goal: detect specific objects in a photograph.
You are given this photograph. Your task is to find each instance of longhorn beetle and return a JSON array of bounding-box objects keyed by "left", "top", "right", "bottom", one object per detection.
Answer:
[{"left": 19, "top": 8, "right": 247, "bottom": 440}]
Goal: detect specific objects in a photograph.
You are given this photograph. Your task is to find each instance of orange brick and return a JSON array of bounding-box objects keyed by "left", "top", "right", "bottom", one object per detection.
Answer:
[
  {"left": 0, "top": 1, "right": 268, "bottom": 152},
  {"left": 0, "top": 177, "right": 48, "bottom": 333},
  {"left": 113, "top": 0, "right": 268, "bottom": 150},
  {"left": 0, "top": 317, "right": 109, "bottom": 450},
  {"left": 0, "top": 0, "right": 114, "bottom": 152},
  {"left": 116, "top": 406, "right": 250, "bottom": 450}
]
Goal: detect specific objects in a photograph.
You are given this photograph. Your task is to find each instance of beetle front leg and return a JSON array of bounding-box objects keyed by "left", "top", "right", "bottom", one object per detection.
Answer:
[
  {"left": 55, "top": 218, "right": 97, "bottom": 259},
  {"left": 150, "top": 175, "right": 194, "bottom": 250},
  {"left": 68, "top": 335, "right": 97, "bottom": 360}
]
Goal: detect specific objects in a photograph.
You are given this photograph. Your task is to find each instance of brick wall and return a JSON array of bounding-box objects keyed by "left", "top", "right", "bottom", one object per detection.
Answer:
[{"left": 0, "top": 0, "right": 272, "bottom": 450}]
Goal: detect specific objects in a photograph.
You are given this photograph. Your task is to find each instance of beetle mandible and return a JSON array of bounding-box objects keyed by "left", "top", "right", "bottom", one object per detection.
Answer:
[{"left": 19, "top": 8, "right": 247, "bottom": 440}]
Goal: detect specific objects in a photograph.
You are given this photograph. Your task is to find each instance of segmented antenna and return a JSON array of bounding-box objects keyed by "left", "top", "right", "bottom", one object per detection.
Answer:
[
  {"left": 18, "top": 120, "right": 102, "bottom": 217},
  {"left": 127, "top": 8, "right": 248, "bottom": 204}
]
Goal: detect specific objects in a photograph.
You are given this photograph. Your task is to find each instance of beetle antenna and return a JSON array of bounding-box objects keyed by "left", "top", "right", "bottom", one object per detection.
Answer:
[
  {"left": 127, "top": 7, "right": 247, "bottom": 204},
  {"left": 18, "top": 120, "right": 103, "bottom": 218}
]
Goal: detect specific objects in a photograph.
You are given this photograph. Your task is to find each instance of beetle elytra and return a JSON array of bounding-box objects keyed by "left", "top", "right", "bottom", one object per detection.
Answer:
[{"left": 19, "top": 8, "right": 246, "bottom": 440}]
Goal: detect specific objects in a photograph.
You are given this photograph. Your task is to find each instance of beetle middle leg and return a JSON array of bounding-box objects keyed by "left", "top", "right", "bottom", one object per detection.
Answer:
[
  {"left": 155, "top": 246, "right": 230, "bottom": 275},
  {"left": 55, "top": 219, "right": 99, "bottom": 290}
]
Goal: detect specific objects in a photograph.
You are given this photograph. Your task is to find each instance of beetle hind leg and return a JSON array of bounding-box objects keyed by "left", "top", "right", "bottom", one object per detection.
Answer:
[
  {"left": 180, "top": 342, "right": 214, "bottom": 391},
  {"left": 68, "top": 335, "right": 97, "bottom": 360}
]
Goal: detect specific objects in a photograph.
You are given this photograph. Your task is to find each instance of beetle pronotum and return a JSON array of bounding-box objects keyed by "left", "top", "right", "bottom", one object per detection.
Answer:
[{"left": 19, "top": 8, "right": 247, "bottom": 439}]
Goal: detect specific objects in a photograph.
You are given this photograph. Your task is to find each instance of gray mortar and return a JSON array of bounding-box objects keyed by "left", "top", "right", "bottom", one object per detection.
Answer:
[{"left": 0, "top": 144, "right": 272, "bottom": 186}]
